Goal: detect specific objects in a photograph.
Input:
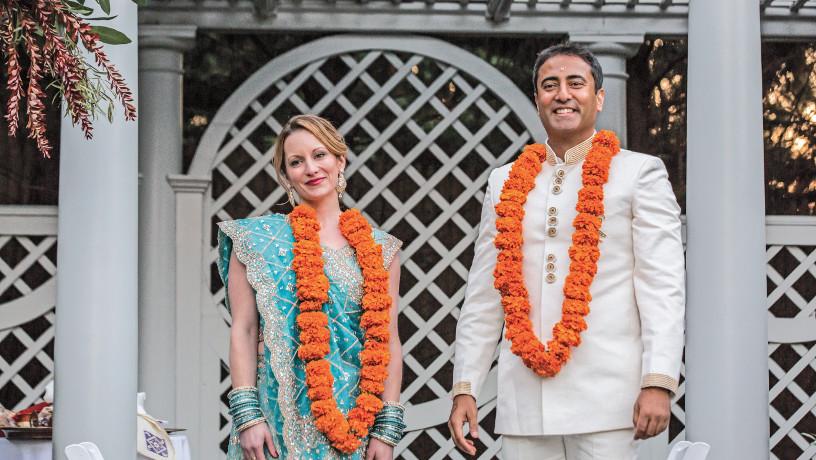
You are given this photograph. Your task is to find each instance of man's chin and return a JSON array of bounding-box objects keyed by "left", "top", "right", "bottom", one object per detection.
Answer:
[{"left": 544, "top": 121, "right": 582, "bottom": 135}]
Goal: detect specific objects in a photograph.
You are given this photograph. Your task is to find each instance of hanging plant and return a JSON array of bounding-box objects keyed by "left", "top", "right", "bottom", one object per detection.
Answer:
[{"left": 0, "top": 0, "right": 141, "bottom": 157}]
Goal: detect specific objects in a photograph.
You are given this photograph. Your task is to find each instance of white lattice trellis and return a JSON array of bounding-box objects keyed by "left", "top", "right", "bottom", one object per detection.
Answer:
[
  {"left": 766, "top": 227, "right": 816, "bottom": 460},
  {"left": 0, "top": 206, "right": 58, "bottom": 413}
]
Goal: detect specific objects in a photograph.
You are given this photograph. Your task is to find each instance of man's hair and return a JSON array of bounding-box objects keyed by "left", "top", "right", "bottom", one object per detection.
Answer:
[{"left": 532, "top": 43, "right": 604, "bottom": 94}]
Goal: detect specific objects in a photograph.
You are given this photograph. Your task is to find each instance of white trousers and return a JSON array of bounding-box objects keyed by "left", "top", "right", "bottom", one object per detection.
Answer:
[{"left": 501, "top": 428, "right": 637, "bottom": 460}]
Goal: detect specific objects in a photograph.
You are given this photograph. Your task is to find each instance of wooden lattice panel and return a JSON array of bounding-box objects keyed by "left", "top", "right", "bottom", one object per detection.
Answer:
[
  {"left": 0, "top": 228, "right": 57, "bottom": 412},
  {"left": 767, "top": 245, "right": 816, "bottom": 460}
]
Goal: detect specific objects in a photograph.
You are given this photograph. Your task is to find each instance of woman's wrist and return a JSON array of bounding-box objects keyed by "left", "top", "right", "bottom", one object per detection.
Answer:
[{"left": 228, "top": 386, "right": 266, "bottom": 432}]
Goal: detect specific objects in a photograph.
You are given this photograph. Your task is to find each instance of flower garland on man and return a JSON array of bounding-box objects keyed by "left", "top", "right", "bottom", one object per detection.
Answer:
[{"left": 449, "top": 43, "right": 685, "bottom": 459}]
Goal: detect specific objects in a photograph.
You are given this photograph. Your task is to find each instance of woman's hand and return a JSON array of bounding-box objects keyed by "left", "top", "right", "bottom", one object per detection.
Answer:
[
  {"left": 239, "top": 422, "right": 278, "bottom": 460},
  {"left": 365, "top": 437, "right": 394, "bottom": 460}
]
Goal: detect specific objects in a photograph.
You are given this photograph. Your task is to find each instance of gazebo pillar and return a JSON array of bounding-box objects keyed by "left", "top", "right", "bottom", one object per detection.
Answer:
[
  {"left": 52, "top": 1, "right": 139, "bottom": 458},
  {"left": 571, "top": 34, "right": 643, "bottom": 148},
  {"left": 685, "top": 0, "right": 768, "bottom": 458},
  {"left": 137, "top": 24, "right": 197, "bottom": 425}
]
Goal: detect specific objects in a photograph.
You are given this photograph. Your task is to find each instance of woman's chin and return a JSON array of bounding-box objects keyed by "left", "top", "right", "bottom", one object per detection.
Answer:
[{"left": 297, "top": 189, "right": 337, "bottom": 205}]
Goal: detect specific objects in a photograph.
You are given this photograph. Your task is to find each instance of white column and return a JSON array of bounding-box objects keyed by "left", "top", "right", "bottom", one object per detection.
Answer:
[
  {"left": 137, "top": 24, "right": 196, "bottom": 424},
  {"left": 53, "top": 1, "right": 138, "bottom": 458},
  {"left": 571, "top": 34, "right": 643, "bottom": 148},
  {"left": 168, "top": 174, "right": 211, "bottom": 457},
  {"left": 685, "top": 1, "right": 768, "bottom": 459}
]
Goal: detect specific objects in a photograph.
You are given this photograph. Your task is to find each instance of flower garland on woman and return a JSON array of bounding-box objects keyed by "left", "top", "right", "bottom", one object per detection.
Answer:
[{"left": 217, "top": 114, "right": 405, "bottom": 460}]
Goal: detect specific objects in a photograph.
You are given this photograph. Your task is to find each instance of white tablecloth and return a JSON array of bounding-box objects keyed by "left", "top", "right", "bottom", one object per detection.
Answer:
[{"left": 0, "top": 434, "right": 190, "bottom": 460}]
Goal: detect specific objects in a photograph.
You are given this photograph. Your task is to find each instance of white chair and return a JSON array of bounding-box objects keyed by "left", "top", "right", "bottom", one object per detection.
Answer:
[
  {"left": 667, "top": 440, "right": 711, "bottom": 460},
  {"left": 80, "top": 442, "right": 105, "bottom": 460},
  {"left": 65, "top": 442, "right": 105, "bottom": 460},
  {"left": 65, "top": 444, "right": 93, "bottom": 460}
]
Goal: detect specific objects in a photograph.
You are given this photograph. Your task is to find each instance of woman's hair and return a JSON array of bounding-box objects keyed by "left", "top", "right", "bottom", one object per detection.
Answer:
[{"left": 272, "top": 114, "right": 348, "bottom": 188}]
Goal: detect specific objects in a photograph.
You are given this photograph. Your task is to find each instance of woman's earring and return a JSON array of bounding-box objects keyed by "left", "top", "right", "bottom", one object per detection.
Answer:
[
  {"left": 283, "top": 183, "right": 295, "bottom": 207},
  {"left": 336, "top": 172, "right": 347, "bottom": 200}
]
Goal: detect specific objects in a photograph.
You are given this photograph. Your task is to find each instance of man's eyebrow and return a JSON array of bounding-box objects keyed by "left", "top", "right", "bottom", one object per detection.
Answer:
[{"left": 539, "top": 74, "right": 587, "bottom": 84}]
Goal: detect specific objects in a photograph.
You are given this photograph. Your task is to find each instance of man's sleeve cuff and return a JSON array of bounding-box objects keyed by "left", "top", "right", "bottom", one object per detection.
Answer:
[
  {"left": 641, "top": 373, "right": 679, "bottom": 395},
  {"left": 452, "top": 381, "right": 473, "bottom": 398}
]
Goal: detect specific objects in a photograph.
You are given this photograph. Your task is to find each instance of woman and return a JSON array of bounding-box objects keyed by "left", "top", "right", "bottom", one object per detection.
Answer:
[{"left": 217, "top": 114, "right": 405, "bottom": 460}]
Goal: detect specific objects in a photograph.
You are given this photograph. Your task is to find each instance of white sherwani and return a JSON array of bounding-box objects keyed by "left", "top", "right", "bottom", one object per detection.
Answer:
[{"left": 452, "top": 137, "right": 685, "bottom": 435}]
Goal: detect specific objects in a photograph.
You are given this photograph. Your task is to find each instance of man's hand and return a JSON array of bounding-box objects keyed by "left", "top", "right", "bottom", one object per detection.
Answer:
[
  {"left": 448, "top": 394, "right": 479, "bottom": 455},
  {"left": 633, "top": 387, "right": 671, "bottom": 440}
]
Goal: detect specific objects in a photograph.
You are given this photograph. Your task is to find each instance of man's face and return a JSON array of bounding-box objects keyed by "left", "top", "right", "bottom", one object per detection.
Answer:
[{"left": 534, "top": 54, "right": 605, "bottom": 140}]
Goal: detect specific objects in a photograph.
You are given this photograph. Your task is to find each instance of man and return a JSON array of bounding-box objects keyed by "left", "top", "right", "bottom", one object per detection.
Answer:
[{"left": 448, "top": 43, "right": 685, "bottom": 459}]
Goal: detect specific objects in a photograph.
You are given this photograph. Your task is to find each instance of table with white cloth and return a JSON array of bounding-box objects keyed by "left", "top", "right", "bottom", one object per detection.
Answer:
[{"left": 0, "top": 434, "right": 190, "bottom": 460}]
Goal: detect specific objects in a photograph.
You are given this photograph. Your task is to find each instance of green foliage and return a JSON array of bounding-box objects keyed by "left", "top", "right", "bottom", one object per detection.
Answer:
[{"left": 90, "top": 25, "right": 131, "bottom": 44}]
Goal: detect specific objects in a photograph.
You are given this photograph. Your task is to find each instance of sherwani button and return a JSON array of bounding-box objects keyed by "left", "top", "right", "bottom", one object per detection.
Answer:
[
  {"left": 547, "top": 216, "right": 558, "bottom": 226},
  {"left": 556, "top": 169, "right": 566, "bottom": 178},
  {"left": 545, "top": 273, "right": 557, "bottom": 283},
  {"left": 546, "top": 254, "right": 556, "bottom": 262},
  {"left": 546, "top": 262, "right": 556, "bottom": 272},
  {"left": 554, "top": 176, "right": 564, "bottom": 185},
  {"left": 552, "top": 185, "right": 562, "bottom": 194},
  {"left": 547, "top": 227, "right": 557, "bottom": 237},
  {"left": 548, "top": 207, "right": 558, "bottom": 216}
]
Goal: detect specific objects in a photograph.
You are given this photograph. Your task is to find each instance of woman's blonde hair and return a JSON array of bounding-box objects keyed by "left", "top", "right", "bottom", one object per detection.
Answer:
[{"left": 272, "top": 114, "right": 348, "bottom": 192}]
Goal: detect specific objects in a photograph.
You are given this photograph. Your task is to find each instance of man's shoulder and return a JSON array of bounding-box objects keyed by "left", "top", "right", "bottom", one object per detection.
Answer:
[{"left": 612, "top": 149, "right": 665, "bottom": 173}]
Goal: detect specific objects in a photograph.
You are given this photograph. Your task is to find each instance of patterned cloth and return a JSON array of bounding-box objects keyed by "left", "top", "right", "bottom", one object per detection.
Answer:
[{"left": 217, "top": 214, "right": 401, "bottom": 459}]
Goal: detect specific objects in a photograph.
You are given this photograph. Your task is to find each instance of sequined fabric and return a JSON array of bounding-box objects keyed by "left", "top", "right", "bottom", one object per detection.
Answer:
[{"left": 217, "top": 214, "right": 401, "bottom": 459}]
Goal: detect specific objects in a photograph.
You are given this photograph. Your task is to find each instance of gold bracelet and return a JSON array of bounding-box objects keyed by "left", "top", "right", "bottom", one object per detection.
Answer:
[
  {"left": 228, "top": 385, "right": 257, "bottom": 398},
  {"left": 236, "top": 417, "right": 266, "bottom": 433},
  {"left": 381, "top": 401, "right": 405, "bottom": 411},
  {"left": 369, "top": 431, "right": 398, "bottom": 447}
]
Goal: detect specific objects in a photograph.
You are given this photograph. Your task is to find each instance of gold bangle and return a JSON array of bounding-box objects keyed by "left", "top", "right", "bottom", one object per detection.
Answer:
[
  {"left": 381, "top": 401, "right": 405, "bottom": 411},
  {"left": 236, "top": 417, "right": 266, "bottom": 433},
  {"left": 228, "top": 386, "right": 257, "bottom": 398},
  {"left": 369, "top": 431, "right": 398, "bottom": 447}
]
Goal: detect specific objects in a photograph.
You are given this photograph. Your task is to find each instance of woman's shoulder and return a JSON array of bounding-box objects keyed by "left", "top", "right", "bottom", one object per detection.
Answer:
[
  {"left": 217, "top": 213, "right": 290, "bottom": 234},
  {"left": 372, "top": 228, "right": 403, "bottom": 268}
]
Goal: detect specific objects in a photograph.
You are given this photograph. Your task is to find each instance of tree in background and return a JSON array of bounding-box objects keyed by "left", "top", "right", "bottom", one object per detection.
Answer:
[{"left": 763, "top": 43, "right": 816, "bottom": 215}]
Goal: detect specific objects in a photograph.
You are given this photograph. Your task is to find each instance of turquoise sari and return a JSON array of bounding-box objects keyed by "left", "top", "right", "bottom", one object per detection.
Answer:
[{"left": 217, "top": 214, "right": 401, "bottom": 460}]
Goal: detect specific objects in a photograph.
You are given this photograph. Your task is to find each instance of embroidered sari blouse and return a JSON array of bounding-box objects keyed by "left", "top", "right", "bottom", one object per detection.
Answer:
[{"left": 217, "top": 214, "right": 401, "bottom": 459}]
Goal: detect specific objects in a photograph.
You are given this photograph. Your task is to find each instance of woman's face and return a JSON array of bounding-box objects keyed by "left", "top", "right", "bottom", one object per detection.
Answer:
[{"left": 282, "top": 129, "right": 346, "bottom": 205}]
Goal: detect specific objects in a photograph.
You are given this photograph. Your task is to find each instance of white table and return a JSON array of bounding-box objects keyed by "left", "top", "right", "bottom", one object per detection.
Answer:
[{"left": 0, "top": 434, "right": 190, "bottom": 460}]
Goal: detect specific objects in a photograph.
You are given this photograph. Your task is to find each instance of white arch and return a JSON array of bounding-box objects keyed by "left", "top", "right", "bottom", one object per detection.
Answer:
[{"left": 189, "top": 34, "right": 546, "bottom": 175}]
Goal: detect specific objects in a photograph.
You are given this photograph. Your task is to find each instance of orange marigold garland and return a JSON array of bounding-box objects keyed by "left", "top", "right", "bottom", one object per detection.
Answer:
[
  {"left": 494, "top": 130, "right": 620, "bottom": 377},
  {"left": 290, "top": 205, "right": 392, "bottom": 454}
]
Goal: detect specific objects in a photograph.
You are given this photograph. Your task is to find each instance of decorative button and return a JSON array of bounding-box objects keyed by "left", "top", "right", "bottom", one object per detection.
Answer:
[
  {"left": 548, "top": 207, "right": 558, "bottom": 216},
  {"left": 556, "top": 169, "right": 566, "bottom": 178},
  {"left": 546, "top": 262, "right": 556, "bottom": 272},
  {"left": 546, "top": 254, "right": 556, "bottom": 262},
  {"left": 552, "top": 185, "right": 562, "bottom": 194},
  {"left": 554, "top": 176, "right": 563, "bottom": 185},
  {"left": 545, "top": 273, "right": 557, "bottom": 283},
  {"left": 547, "top": 216, "right": 558, "bottom": 226},
  {"left": 547, "top": 227, "right": 557, "bottom": 237}
]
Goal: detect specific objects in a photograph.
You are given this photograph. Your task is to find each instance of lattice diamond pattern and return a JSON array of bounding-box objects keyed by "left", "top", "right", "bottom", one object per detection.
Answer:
[
  {"left": 0, "top": 236, "right": 57, "bottom": 304},
  {"left": 768, "top": 245, "right": 816, "bottom": 460},
  {"left": 0, "top": 310, "right": 55, "bottom": 411},
  {"left": 0, "top": 233, "right": 56, "bottom": 413}
]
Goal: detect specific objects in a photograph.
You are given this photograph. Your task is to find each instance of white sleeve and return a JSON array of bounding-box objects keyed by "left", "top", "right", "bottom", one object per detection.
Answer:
[
  {"left": 452, "top": 171, "right": 506, "bottom": 399},
  {"left": 631, "top": 157, "right": 686, "bottom": 392}
]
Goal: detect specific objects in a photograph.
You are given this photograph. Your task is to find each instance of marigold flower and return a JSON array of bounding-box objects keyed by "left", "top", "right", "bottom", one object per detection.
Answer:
[
  {"left": 290, "top": 204, "right": 392, "bottom": 453},
  {"left": 493, "top": 134, "right": 619, "bottom": 378}
]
